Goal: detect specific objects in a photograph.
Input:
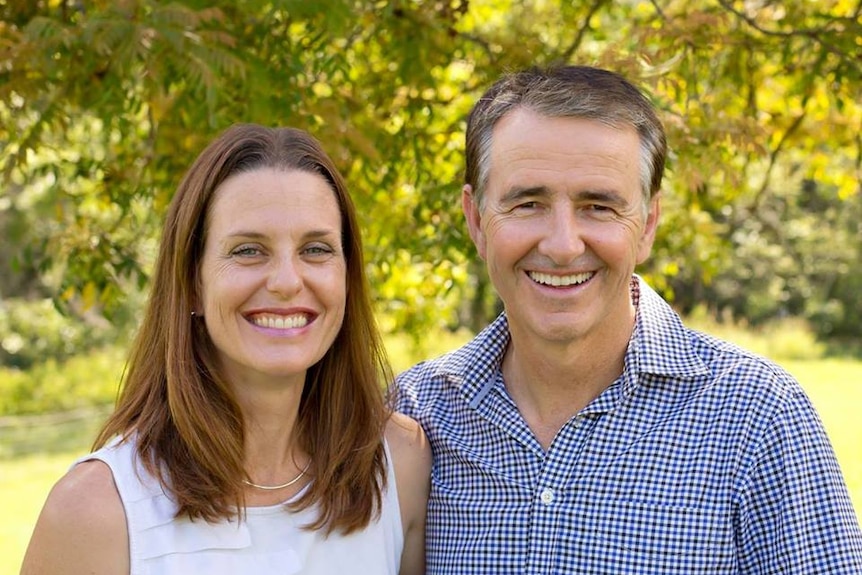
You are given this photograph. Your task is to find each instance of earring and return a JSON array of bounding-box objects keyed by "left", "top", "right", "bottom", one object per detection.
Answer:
[{"left": 190, "top": 311, "right": 197, "bottom": 317}]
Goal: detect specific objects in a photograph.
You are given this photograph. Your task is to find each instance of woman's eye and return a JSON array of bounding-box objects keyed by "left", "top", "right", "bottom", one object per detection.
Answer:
[
  {"left": 303, "top": 244, "right": 334, "bottom": 257},
  {"left": 231, "top": 245, "right": 262, "bottom": 257}
]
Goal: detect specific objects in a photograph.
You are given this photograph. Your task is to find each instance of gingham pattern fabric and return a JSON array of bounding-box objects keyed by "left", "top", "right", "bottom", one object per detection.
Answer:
[{"left": 395, "top": 276, "right": 862, "bottom": 574}]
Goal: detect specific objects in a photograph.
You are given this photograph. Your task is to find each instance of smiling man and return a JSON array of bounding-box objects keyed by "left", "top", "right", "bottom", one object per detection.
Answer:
[{"left": 394, "top": 65, "right": 862, "bottom": 574}]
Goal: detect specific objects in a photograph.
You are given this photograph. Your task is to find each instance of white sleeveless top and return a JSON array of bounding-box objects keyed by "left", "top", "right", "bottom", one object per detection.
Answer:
[{"left": 76, "top": 437, "right": 403, "bottom": 575}]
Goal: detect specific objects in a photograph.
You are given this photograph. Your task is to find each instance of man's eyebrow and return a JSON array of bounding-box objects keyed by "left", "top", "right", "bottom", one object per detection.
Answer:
[
  {"left": 574, "top": 189, "right": 627, "bottom": 205},
  {"left": 499, "top": 186, "right": 550, "bottom": 204},
  {"left": 499, "top": 187, "right": 628, "bottom": 206}
]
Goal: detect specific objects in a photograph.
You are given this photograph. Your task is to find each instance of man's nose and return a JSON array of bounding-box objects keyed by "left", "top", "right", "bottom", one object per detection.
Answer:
[{"left": 538, "top": 208, "right": 585, "bottom": 264}]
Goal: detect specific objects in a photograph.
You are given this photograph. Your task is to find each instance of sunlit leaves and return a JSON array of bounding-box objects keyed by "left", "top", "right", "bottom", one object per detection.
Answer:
[{"left": 0, "top": 0, "right": 860, "bottom": 347}]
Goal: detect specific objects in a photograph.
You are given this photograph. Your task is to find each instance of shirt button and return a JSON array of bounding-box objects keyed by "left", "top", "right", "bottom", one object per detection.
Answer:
[{"left": 540, "top": 487, "right": 555, "bottom": 505}]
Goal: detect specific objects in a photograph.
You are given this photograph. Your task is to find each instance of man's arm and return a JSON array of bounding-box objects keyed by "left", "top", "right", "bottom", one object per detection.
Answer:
[{"left": 736, "top": 390, "right": 862, "bottom": 573}]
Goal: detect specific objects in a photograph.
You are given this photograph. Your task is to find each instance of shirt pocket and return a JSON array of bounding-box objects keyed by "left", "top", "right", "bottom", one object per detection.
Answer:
[{"left": 591, "top": 499, "right": 734, "bottom": 572}]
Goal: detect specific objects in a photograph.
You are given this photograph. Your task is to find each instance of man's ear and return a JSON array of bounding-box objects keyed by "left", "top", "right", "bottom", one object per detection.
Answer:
[
  {"left": 636, "top": 193, "right": 661, "bottom": 264},
  {"left": 462, "top": 184, "right": 487, "bottom": 260}
]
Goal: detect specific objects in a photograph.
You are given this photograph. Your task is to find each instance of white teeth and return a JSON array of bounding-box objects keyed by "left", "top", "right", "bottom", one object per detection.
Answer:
[
  {"left": 528, "top": 271, "right": 592, "bottom": 287},
  {"left": 252, "top": 314, "right": 309, "bottom": 329}
]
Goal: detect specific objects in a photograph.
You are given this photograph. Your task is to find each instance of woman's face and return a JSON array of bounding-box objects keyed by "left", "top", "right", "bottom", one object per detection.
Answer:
[{"left": 197, "top": 167, "right": 347, "bottom": 388}]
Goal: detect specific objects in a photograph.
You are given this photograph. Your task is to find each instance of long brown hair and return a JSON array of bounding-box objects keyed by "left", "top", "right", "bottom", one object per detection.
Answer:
[{"left": 94, "top": 124, "right": 391, "bottom": 534}]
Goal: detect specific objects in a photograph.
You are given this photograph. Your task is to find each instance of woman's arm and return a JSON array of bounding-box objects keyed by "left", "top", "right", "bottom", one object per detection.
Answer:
[
  {"left": 386, "top": 412, "right": 431, "bottom": 575},
  {"left": 20, "top": 459, "right": 129, "bottom": 575}
]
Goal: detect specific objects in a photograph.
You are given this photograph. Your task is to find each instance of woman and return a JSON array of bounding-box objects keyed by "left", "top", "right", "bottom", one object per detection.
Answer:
[{"left": 21, "top": 124, "right": 430, "bottom": 574}]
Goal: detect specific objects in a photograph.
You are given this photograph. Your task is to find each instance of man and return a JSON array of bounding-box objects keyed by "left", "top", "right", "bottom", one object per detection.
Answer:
[{"left": 394, "top": 65, "right": 862, "bottom": 573}]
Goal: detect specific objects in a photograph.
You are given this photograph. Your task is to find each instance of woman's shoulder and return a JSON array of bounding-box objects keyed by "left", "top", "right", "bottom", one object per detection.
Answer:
[
  {"left": 384, "top": 412, "right": 431, "bottom": 508},
  {"left": 21, "top": 459, "right": 129, "bottom": 574},
  {"left": 384, "top": 412, "right": 431, "bottom": 467},
  {"left": 50, "top": 458, "right": 125, "bottom": 525},
  {"left": 384, "top": 413, "right": 430, "bottom": 575}
]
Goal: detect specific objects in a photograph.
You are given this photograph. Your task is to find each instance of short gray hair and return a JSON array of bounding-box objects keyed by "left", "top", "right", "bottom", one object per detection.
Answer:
[{"left": 464, "top": 65, "right": 667, "bottom": 211}]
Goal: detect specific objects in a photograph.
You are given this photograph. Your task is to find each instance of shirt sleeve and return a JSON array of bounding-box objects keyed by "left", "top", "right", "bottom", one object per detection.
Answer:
[
  {"left": 736, "top": 388, "right": 862, "bottom": 573},
  {"left": 391, "top": 368, "right": 420, "bottom": 418}
]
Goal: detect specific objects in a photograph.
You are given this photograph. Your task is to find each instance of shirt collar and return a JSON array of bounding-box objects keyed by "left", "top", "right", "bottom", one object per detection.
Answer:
[
  {"left": 435, "top": 275, "right": 710, "bottom": 407},
  {"left": 433, "top": 313, "right": 510, "bottom": 408},
  {"left": 629, "top": 276, "right": 711, "bottom": 379}
]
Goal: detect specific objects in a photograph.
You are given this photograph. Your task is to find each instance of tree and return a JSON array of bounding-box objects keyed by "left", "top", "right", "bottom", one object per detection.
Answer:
[{"left": 1, "top": 0, "right": 860, "bottom": 359}]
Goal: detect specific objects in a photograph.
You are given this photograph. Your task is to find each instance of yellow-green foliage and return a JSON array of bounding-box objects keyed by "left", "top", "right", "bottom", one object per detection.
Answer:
[
  {"left": 684, "top": 307, "right": 826, "bottom": 362},
  {"left": 385, "top": 328, "right": 473, "bottom": 374},
  {"left": 0, "top": 347, "right": 124, "bottom": 416}
]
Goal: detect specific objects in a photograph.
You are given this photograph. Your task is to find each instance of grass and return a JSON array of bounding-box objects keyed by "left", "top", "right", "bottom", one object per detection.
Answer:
[
  {"left": 0, "top": 452, "right": 89, "bottom": 575},
  {"left": 1, "top": 407, "right": 109, "bottom": 575},
  {"left": 2, "top": 345, "right": 860, "bottom": 575}
]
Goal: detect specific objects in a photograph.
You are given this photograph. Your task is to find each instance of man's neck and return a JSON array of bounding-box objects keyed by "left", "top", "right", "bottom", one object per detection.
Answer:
[{"left": 501, "top": 322, "right": 634, "bottom": 451}]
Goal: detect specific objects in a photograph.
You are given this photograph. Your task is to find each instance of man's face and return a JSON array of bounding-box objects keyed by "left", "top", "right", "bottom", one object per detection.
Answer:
[{"left": 463, "top": 108, "right": 659, "bottom": 349}]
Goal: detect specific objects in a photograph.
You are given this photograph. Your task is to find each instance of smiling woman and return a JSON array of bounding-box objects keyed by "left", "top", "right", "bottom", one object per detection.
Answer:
[
  {"left": 19, "top": 124, "right": 430, "bottom": 575},
  {"left": 198, "top": 168, "right": 348, "bottom": 384}
]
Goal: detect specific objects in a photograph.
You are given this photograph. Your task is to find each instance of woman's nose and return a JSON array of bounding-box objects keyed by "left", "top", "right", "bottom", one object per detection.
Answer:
[{"left": 266, "top": 255, "right": 303, "bottom": 296}]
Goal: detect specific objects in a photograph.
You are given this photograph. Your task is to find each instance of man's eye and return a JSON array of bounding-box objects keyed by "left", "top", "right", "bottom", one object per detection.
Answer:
[
  {"left": 588, "top": 204, "right": 618, "bottom": 216},
  {"left": 514, "top": 201, "right": 538, "bottom": 210}
]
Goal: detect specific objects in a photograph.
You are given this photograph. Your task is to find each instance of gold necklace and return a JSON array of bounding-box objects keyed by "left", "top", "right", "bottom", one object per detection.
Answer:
[{"left": 243, "top": 460, "right": 311, "bottom": 491}]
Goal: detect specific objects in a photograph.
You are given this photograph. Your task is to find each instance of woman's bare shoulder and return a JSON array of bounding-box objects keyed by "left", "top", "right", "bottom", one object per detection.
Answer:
[
  {"left": 385, "top": 412, "right": 431, "bottom": 464},
  {"left": 385, "top": 413, "right": 431, "bottom": 575},
  {"left": 20, "top": 459, "right": 129, "bottom": 574},
  {"left": 384, "top": 412, "right": 431, "bottom": 498}
]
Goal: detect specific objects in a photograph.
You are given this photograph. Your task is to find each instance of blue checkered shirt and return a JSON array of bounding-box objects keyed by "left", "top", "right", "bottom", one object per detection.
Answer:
[{"left": 395, "top": 277, "right": 862, "bottom": 574}]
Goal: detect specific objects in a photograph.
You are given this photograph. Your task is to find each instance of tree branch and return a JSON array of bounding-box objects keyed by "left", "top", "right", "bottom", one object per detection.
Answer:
[
  {"left": 648, "top": 0, "right": 666, "bottom": 21},
  {"left": 560, "top": 0, "right": 610, "bottom": 62},
  {"left": 716, "top": 0, "right": 859, "bottom": 65},
  {"left": 743, "top": 38, "right": 830, "bottom": 215}
]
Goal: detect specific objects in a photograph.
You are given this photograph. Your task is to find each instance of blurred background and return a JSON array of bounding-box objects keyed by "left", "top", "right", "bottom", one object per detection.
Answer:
[{"left": 1, "top": 1, "right": 860, "bottom": 572}]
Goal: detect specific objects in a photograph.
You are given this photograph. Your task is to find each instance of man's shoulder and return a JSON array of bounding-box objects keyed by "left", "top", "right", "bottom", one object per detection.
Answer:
[
  {"left": 688, "top": 327, "right": 803, "bottom": 397},
  {"left": 641, "top": 315, "right": 808, "bottom": 422},
  {"left": 396, "top": 335, "right": 479, "bottom": 387},
  {"left": 393, "top": 348, "right": 464, "bottom": 417},
  {"left": 394, "top": 314, "right": 510, "bottom": 412},
  {"left": 635, "top": 278, "right": 803, "bottom": 403}
]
